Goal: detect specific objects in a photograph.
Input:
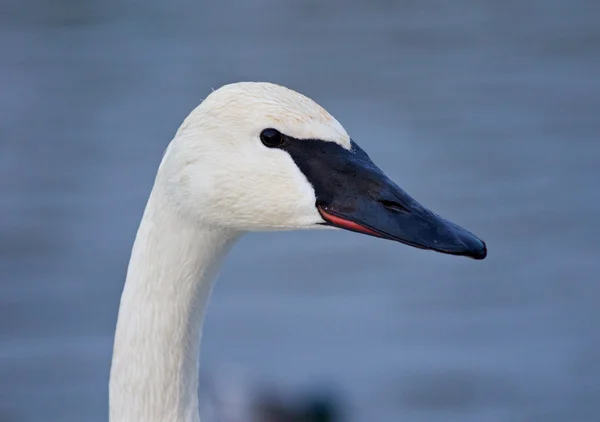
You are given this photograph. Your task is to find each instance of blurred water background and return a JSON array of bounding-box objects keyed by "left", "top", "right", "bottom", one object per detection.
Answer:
[{"left": 1, "top": 0, "right": 600, "bottom": 421}]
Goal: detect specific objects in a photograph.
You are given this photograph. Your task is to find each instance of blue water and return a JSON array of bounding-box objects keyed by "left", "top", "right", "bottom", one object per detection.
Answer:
[{"left": 1, "top": 1, "right": 600, "bottom": 421}]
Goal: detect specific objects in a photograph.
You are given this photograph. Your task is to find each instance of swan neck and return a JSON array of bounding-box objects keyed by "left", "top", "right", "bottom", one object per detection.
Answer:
[{"left": 109, "top": 185, "right": 238, "bottom": 422}]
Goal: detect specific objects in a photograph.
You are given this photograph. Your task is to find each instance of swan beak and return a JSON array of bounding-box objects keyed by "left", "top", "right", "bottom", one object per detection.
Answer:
[{"left": 314, "top": 143, "right": 487, "bottom": 260}]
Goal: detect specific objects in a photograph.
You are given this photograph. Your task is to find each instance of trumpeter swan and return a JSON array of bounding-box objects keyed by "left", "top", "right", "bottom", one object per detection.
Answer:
[{"left": 109, "top": 82, "right": 487, "bottom": 422}]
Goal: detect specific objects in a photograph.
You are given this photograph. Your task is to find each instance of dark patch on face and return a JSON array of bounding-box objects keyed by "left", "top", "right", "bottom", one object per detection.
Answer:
[{"left": 273, "top": 135, "right": 405, "bottom": 214}]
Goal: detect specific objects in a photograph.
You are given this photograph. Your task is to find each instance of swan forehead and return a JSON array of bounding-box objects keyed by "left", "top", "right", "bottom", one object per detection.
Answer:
[{"left": 200, "top": 82, "right": 351, "bottom": 149}]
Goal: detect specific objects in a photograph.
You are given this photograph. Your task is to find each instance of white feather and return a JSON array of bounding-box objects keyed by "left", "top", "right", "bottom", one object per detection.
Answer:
[{"left": 109, "top": 82, "right": 349, "bottom": 422}]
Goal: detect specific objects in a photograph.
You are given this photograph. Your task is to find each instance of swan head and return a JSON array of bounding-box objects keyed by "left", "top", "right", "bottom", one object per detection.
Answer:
[{"left": 160, "top": 82, "right": 487, "bottom": 260}]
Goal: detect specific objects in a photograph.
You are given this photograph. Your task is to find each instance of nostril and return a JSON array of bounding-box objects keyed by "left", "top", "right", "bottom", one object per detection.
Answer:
[{"left": 379, "top": 199, "right": 411, "bottom": 214}]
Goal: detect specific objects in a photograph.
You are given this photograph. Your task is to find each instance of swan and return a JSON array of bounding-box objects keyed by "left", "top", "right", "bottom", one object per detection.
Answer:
[{"left": 109, "top": 82, "right": 487, "bottom": 422}]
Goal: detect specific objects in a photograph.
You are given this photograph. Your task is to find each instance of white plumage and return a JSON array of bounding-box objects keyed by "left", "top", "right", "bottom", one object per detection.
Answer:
[
  {"left": 110, "top": 82, "right": 354, "bottom": 422},
  {"left": 109, "top": 81, "right": 486, "bottom": 422}
]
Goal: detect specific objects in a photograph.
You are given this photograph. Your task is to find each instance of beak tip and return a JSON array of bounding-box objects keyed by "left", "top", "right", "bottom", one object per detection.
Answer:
[{"left": 467, "top": 238, "right": 487, "bottom": 260}]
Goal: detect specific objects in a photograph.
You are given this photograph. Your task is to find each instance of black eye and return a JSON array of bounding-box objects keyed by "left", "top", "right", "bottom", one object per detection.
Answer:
[{"left": 260, "top": 128, "right": 284, "bottom": 148}]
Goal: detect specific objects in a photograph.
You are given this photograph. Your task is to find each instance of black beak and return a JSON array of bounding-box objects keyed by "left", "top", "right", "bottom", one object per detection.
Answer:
[
  {"left": 280, "top": 138, "right": 487, "bottom": 260},
  {"left": 317, "top": 198, "right": 487, "bottom": 260}
]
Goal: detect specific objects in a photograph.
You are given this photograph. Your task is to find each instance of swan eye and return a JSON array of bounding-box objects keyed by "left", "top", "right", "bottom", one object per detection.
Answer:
[{"left": 260, "top": 128, "right": 284, "bottom": 148}]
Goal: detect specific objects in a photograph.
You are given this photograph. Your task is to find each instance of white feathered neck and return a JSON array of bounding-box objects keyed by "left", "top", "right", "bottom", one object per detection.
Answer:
[
  {"left": 109, "top": 82, "right": 357, "bottom": 422},
  {"left": 109, "top": 180, "right": 238, "bottom": 422}
]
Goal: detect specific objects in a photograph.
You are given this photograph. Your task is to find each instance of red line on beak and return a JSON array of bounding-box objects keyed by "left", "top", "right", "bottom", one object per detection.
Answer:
[{"left": 318, "top": 207, "right": 380, "bottom": 237}]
